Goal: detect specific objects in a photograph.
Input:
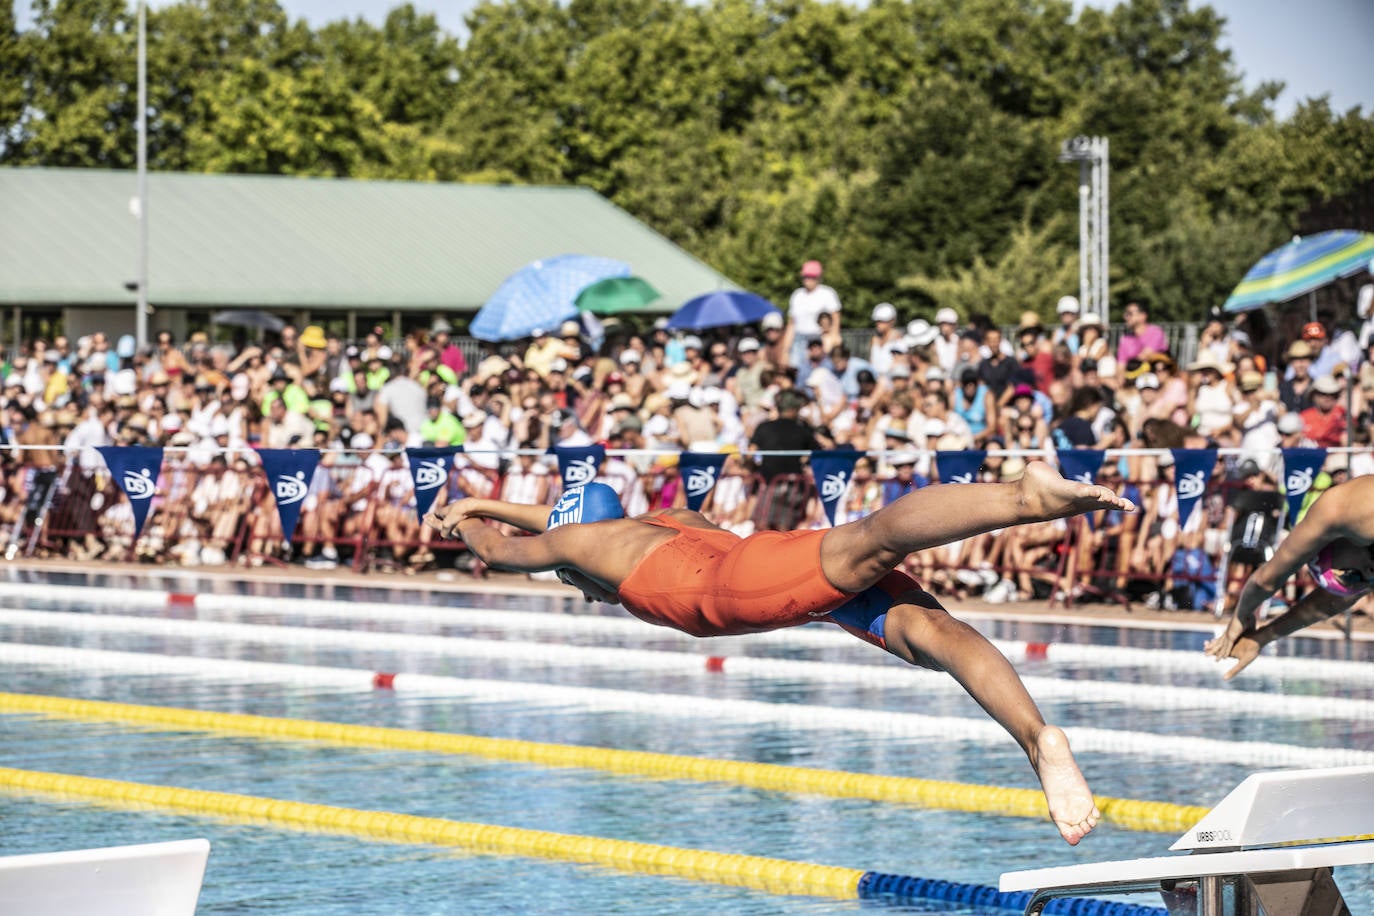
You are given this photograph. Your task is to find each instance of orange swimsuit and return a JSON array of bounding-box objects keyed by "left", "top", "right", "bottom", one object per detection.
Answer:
[{"left": 616, "top": 514, "right": 855, "bottom": 637}]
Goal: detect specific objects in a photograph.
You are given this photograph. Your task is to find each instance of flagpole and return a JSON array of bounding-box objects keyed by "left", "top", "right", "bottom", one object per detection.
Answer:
[{"left": 135, "top": 0, "right": 149, "bottom": 350}]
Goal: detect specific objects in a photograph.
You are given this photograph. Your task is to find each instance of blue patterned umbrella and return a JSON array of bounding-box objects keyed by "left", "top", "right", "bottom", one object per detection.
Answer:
[
  {"left": 470, "top": 254, "right": 632, "bottom": 341},
  {"left": 1223, "top": 231, "right": 1374, "bottom": 313},
  {"left": 666, "top": 290, "right": 780, "bottom": 331}
]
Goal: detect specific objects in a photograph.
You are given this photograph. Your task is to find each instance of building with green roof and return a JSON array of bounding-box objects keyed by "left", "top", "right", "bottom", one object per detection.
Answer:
[{"left": 0, "top": 167, "right": 736, "bottom": 344}]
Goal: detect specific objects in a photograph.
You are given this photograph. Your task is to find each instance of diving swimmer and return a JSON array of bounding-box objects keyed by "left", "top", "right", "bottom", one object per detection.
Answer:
[
  {"left": 426, "top": 461, "right": 1137, "bottom": 845},
  {"left": 1207, "top": 475, "right": 1374, "bottom": 679}
]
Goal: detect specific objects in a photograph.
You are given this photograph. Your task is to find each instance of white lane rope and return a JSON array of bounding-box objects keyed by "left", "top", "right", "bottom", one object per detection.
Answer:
[
  {"left": 3, "top": 607, "right": 1374, "bottom": 723},
  {"left": 2, "top": 581, "right": 1371, "bottom": 685},
  {"left": 0, "top": 641, "right": 1369, "bottom": 769}
]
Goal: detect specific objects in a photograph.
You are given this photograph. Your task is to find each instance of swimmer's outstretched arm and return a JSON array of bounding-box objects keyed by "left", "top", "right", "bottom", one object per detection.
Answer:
[
  {"left": 1206, "top": 492, "right": 1352, "bottom": 667},
  {"left": 1207, "top": 586, "right": 1357, "bottom": 680},
  {"left": 425, "top": 497, "right": 554, "bottom": 537}
]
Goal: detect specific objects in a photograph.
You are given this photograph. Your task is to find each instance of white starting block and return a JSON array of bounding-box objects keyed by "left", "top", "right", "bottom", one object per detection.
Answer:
[
  {"left": 0, "top": 838, "right": 210, "bottom": 915},
  {"left": 1001, "top": 766, "right": 1374, "bottom": 915}
]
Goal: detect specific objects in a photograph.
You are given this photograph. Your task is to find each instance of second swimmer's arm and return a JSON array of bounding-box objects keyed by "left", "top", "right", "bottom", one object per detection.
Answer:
[{"left": 1253, "top": 587, "right": 1359, "bottom": 645}]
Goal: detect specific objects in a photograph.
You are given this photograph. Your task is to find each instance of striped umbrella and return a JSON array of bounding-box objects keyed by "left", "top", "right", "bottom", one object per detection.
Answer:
[
  {"left": 1223, "top": 230, "right": 1374, "bottom": 313},
  {"left": 470, "top": 254, "right": 631, "bottom": 341}
]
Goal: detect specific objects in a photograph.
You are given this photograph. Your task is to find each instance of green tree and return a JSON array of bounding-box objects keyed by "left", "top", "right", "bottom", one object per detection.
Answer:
[
  {"left": 900, "top": 216, "right": 1079, "bottom": 325},
  {"left": 7, "top": 0, "right": 136, "bottom": 167}
]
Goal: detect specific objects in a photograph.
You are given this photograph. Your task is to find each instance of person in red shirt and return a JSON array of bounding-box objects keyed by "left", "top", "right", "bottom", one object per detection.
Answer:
[
  {"left": 1300, "top": 375, "right": 1347, "bottom": 447},
  {"left": 1016, "top": 312, "right": 1056, "bottom": 394}
]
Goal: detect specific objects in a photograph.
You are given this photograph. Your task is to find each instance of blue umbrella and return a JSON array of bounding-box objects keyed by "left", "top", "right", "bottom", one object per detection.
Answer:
[
  {"left": 470, "top": 254, "right": 632, "bottom": 341},
  {"left": 666, "top": 290, "right": 780, "bottom": 331},
  {"left": 1223, "top": 230, "right": 1374, "bottom": 313}
]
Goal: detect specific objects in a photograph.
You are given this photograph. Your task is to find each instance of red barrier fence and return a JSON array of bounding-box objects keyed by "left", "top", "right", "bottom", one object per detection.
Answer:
[{"left": 0, "top": 451, "right": 1339, "bottom": 612}]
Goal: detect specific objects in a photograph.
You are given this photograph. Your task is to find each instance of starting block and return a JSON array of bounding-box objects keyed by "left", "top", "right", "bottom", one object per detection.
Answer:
[
  {"left": 0, "top": 838, "right": 209, "bottom": 915},
  {"left": 1001, "top": 766, "right": 1374, "bottom": 915}
]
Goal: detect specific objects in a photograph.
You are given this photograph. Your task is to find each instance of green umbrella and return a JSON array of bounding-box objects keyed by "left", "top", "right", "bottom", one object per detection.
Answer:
[{"left": 575, "top": 276, "right": 661, "bottom": 314}]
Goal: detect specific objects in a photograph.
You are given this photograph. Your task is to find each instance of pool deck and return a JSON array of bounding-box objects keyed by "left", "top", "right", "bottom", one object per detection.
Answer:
[{"left": 5, "top": 556, "right": 1371, "bottom": 642}]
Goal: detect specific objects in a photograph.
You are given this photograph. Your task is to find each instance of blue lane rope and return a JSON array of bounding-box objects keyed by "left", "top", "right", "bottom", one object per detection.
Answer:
[{"left": 858, "top": 871, "right": 1167, "bottom": 914}]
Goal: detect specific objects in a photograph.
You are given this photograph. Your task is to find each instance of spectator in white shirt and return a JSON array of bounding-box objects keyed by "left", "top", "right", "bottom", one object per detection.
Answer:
[{"left": 786, "top": 259, "right": 841, "bottom": 370}]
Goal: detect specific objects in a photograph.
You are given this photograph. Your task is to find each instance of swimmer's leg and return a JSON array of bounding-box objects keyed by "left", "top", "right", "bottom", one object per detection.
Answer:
[
  {"left": 878, "top": 589, "right": 1099, "bottom": 846},
  {"left": 821, "top": 461, "right": 1132, "bottom": 593}
]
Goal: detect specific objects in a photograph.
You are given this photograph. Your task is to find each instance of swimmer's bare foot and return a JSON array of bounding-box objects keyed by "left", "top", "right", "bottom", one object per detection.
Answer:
[
  {"left": 1030, "top": 724, "right": 1099, "bottom": 846},
  {"left": 1018, "top": 460, "right": 1135, "bottom": 520}
]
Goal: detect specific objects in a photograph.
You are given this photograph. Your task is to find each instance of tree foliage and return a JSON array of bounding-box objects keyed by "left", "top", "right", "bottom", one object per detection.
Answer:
[{"left": 4, "top": 0, "right": 1371, "bottom": 323}]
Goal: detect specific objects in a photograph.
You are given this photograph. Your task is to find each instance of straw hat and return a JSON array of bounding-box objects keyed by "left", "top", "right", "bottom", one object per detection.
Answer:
[{"left": 1186, "top": 352, "right": 1233, "bottom": 375}]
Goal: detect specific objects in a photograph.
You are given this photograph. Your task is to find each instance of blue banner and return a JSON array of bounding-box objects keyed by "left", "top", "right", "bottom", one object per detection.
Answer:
[
  {"left": 1056, "top": 449, "right": 1106, "bottom": 485},
  {"left": 406, "top": 447, "right": 462, "bottom": 519},
  {"left": 96, "top": 446, "right": 162, "bottom": 537},
  {"left": 935, "top": 450, "right": 986, "bottom": 485},
  {"left": 1281, "top": 447, "right": 1327, "bottom": 526},
  {"left": 679, "top": 451, "right": 728, "bottom": 512},
  {"left": 551, "top": 444, "right": 605, "bottom": 491},
  {"left": 1171, "top": 448, "right": 1216, "bottom": 530},
  {"left": 809, "top": 448, "right": 861, "bottom": 525},
  {"left": 258, "top": 449, "right": 320, "bottom": 543}
]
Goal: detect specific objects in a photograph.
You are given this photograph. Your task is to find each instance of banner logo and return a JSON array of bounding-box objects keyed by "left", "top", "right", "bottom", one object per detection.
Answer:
[
  {"left": 685, "top": 465, "right": 717, "bottom": 498},
  {"left": 122, "top": 469, "right": 155, "bottom": 500},
  {"left": 820, "top": 471, "right": 850, "bottom": 501},
  {"left": 565, "top": 455, "right": 597, "bottom": 486},
  {"left": 1285, "top": 467, "right": 1314, "bottom": 496},
  {"left": 274, "top": 471, "right": 309, "bottom": 506},
  {"left": 1177, "top": 470, "right": 1207, "bottom": 500},
  {"left": 415, "top": 459, "right": 447, "bottom": 491}
]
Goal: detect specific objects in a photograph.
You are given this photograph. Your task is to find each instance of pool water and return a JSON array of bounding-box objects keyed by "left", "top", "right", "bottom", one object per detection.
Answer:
[{"left": 0, "top": 573, "right": 1370, "bottom": 914}]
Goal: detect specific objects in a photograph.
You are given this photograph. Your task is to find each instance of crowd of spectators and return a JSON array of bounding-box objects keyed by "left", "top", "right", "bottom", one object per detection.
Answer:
[{"left": 3, "top": 259, "right": 1374, "bottom": 608}]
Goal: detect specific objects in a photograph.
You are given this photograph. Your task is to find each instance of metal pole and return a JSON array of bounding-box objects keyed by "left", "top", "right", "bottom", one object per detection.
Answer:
[
  {"left": 1078, "top": 163, "right": 1090, "bottom": 316},
  {"left": 135, "top": 0, "right": 149, "bottom": 350},
  {"left": 1099, "top": 138, "right": 1110, "bottom": 324}
]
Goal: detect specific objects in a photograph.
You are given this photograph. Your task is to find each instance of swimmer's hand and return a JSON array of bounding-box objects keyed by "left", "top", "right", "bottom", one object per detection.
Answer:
[
  {"left": 424, "top": 498, "right": 484, "bottom": 538},
  {"left": 1204, "top": 618, "right": 1261, "bottom": 680}
]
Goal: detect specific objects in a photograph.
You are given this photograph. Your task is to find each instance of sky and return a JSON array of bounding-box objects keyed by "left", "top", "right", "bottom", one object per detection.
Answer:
[{"left": 13, "top": 0, "right": 1374, "bottom": 119}]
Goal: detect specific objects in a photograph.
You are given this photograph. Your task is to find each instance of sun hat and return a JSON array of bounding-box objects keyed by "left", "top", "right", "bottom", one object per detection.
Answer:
[
  {"left": 1238, "top": 370, "right": 1264, "bottom": 392},
  {"left": 737, "top": 337, "right": 761, "bottom": 353},
  {"left": 760, "top": 312, "right": 785, "bottom": 330},
  {"left": 1286, "top": 340, "right": 1314, "bottom": 360},
  {"left": 299, "top": 325, "right": 326, "bottom": 349},
  {"left": 619, "top": 348, "right": 642, "bottom": 364},
  {"left": 871, "top": 302, "right": 897, "bottom": 323},
  {"left": 1018, "top": 311, "right": 1043, "bottom": 331},
  {"left": 1312, "top": 375, "right": 1341, "bottom": 395},
  {"left": 1186, "top": 353, "right": 1233, "bottom": 375},
  {"left": 934, "top": 307, "right": 958, "bottom": 325},
  {"left": 1056, "top": 296, "right": 1080, "bottom": 314},
  {"left": 1277, "top": 413, "right": 1303, "bottom": 434}
]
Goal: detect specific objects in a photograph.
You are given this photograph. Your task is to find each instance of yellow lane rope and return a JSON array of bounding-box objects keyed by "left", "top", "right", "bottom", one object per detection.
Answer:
[
  {"left": 0, "top": 766, "right": 866, "bottom": 899},
  {"left": 0, "top": 691, "right": 1207, "bottom": 834}
]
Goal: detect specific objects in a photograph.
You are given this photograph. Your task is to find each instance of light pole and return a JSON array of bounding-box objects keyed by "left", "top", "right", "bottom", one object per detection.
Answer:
[
  {"left": 1058, "top": 136, "right": 1109, "bottom": 324},
  {"left": 134, "top": 0, "right": 149, "bottom": 350}
]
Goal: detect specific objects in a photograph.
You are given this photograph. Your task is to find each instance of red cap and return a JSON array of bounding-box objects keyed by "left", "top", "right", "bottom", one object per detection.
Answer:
[
  {"left": 800, "top": 260, "right": 823, "bottom": 278},
  {"left": 1302, "top": 322, "right": 1327, "bottom": 340}
]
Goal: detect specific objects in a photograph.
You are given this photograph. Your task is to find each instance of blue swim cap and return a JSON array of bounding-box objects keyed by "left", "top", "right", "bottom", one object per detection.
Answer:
[{"left": 547, "top": 482, "right": 625, "bottom": 530}]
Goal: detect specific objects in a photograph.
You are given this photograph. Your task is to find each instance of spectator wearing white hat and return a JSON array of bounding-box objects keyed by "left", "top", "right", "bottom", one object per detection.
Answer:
[
  {"left": 1051, "top": 296, "right": 1081, "bottom": 354},
  {"left": 787, "top": 259, "right": 842, "bottom": 370},
  {"left": 932, "top": 307, "right": 961, "bottom": 375},
  {"left": 1300, "top": 375, "right": 1347, "bottom": 448},
  {"left": 725, "top": 337, "right": 767, "bottom": 411},
  {"left": 759, "top": 310, "right": 788, "bottom": 369},
  {"left": 868, "top": 302, "right": 902, "bottom": 375}
]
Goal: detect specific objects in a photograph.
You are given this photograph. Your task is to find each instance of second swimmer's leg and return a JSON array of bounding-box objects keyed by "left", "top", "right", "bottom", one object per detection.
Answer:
[{"left": 881, "top": 592, "right": 1100, "bottom": 846}]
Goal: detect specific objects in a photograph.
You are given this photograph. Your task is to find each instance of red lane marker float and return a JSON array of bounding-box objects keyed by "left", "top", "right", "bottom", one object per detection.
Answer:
[
  {"left": 705, "top": 657, "right": 726, "bottom": 673},
  {"left": 1024, "top": 642, "right": 1049, "bottom": 661},
  {"left": 167, "top": 593, "right": 197, "bottom": 607},
  {"left": 372, "top": 672, "right": 397, "bottom": 689}
]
